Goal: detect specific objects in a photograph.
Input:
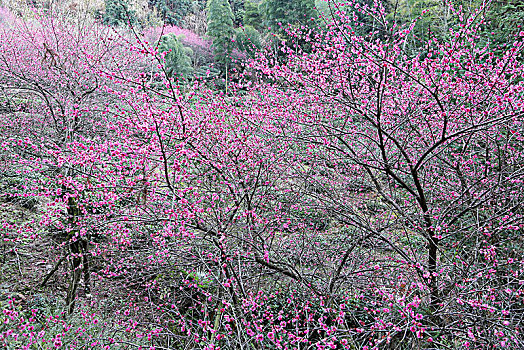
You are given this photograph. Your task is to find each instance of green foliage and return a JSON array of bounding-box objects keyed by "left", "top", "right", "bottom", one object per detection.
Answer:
[
  {"left": 235, "top": 25, "right": 261, "bottom": 57},
  {"left": 244, "top": 0, "right": 263, "bottom": 31},
  {"left": 149, "top": 0, "right": 192, "bottom": 26},
  {"left": 207, "top": 0, "right": 235, "bottom": 66},
  {"left": 482, "top": 0, "right": 524, "bottom": 55},
  {"left": 387, "top": 0, "right": 524, "bottom": 54},
  {"left": 230, "top": 0, "right": 245, "bottom": 26},
  {"left": 186, "top": 270, "right": 212, "bottom": 288},
  {"left": 159, "top": 33, "right": 194, "bottom": 78},
  {"left": 261, "top": 0, "right": 317, "bottom": 31},
  {"left": 103, "top": 0, "right": 137, "bottom": 27},
  {"left": 386, "top": 0, "right": 448, "bottom": 49}
]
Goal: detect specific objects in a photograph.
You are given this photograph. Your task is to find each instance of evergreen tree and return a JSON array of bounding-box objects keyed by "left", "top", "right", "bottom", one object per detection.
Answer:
[
  {"left": 482, "top": 0, "right": 524, "bottom": 56},
  {"left": 235, "top": 25, "right": 261, "bottom": 57},
  {"left": 206, "top": 0, "right": 235, "bottom": 67},
  {"left": 386, "top": 0, "right": 447, "bottom": 49},
  {"left": 230, "top": 0, "right": 245, "bottom": 26},
  {"left": 103, "top": 0, "right": 137, "bottom": 27},
  {"left": 386, "top": 0, "right": 524, "bottom": 55},
  {"left": 244, "top": 0, "right": 263, "bottom": 31},
  {"left": 149, "top": 0, "right": 192, "bottom": 26},
  {"left": 262, "top": 0, "right": 316, "bottom": 31},
  {"left": 158, "top": 33, "right": 193, "bottom": 78}
]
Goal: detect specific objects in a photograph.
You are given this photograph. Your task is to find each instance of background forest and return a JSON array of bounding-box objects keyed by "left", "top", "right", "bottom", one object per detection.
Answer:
[{"left": 0, "top": 0, "right": 523, "bottom": 349}]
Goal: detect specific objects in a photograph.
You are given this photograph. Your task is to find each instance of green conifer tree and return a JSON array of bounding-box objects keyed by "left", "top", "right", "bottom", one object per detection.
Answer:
[
  {"left": 158, "top": 34, "right": 193, "bottom": 78},
  {"left": 103, "top": 0, "right": 137, "bottom": 27},
  {"left": 230, "top": 0, "right": 245, "bottom": 26},
  {"left": 262, "top": 0, "right": 316, "bottom": 31},
  {"left": 206, "top": 0, "right": 235, "bottom": 67},
  {"left": 148, "top": 0, "right": 192, "bottom": 26},
  {"left": 235, "top": 25, "right": 261, "bottom": 57},
  {"left": 244, "top": 0, "right": 263, "bottom": 31}
]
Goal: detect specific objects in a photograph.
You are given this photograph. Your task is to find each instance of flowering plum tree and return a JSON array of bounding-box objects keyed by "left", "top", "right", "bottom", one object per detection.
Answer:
[
  {"left": 241, "top": 0, "right": 524, "bottom": 347},
  {"left": 0, "top": 1, "right": 523, "bottom": 349},
  {"left": 0, "top": 8, "right": 149, "bottom": 315}
]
